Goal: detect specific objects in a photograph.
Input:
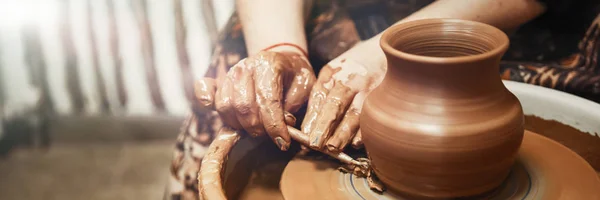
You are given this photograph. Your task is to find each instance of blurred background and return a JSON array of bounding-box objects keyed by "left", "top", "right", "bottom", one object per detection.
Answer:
[{"left": 0, "top": 0, "right": 234, "bottom": 199}]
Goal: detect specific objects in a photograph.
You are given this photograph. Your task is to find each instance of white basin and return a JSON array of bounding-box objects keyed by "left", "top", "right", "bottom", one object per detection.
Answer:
[{"left": 504, "top": 80, "right": 600, "bottom": 135}]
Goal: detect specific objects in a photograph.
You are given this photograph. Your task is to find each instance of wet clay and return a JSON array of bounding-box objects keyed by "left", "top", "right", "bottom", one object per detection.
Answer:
[
  {"left": 198, "top": 127, "right": 241, "bottom": 200},
  {"left": 280, "top": 131, "right": 600, "bottom": 200},
  {"left": 210, "top": 127, "right": 368, "bottom": 200},
  {"left": 211, "top": 50, "right": 316, "bottom": 151},
  {"left": 524, "top": 115, "right": 600, "bottom": 172},
  {"left": 302, "top": 58, "right": 380, "bottom": 152},
  {"left": 223, "top": 136, "right": 291, "bottom": 200},
  {"left": 360, "top": 19, "right": 523, "bottom": 198},
  {"left": 206, "top": 116, "right": 600, "bottom": 200},
  {"left": 301, "top": 66, "right": 342, "bottom": 143}
]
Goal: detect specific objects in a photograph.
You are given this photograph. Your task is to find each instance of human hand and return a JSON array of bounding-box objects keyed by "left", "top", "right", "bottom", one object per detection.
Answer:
[
  {"left": 193, "top": 48, "right": 316, "bottom": 151},
  {"left": 301, "top": 56, "right": 385, "bottom": 152}
]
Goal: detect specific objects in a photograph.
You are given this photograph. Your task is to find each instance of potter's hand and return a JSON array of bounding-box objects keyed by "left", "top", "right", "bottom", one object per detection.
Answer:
[
  {"left": 194, "top": 50, "right": 316, "bottom": 151},
  {"left": 302, "top": 58, "right": 383, "bottom": 152}
]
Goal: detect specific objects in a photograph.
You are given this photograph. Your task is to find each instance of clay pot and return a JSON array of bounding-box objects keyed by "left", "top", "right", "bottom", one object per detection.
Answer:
[{"left": 360, "top": 19, "right": 524, "bottom": 198}]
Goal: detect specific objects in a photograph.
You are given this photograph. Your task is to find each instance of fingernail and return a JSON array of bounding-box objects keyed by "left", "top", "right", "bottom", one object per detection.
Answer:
[
  {"left": 310, "top": 135, "right": 322, "bottom": 149},
  {"left": 284, "top": 112, "right": 296, "bottom": 126},
  {"left": 326, "top": 144, "right": 339, "bottom": 153},
  {"left": 275, "top": 137, "right": 289, "bottom": 151}
]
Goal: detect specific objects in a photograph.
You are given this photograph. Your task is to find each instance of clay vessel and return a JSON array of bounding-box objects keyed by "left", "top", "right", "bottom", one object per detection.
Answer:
[{"left": 360, "top": 19, "right": 524, "bottom": 198}]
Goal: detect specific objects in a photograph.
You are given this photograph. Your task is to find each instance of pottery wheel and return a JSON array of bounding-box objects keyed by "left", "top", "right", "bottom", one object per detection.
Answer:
[{"left": 280, "top": 131, "right": 600, "bottom": 200}]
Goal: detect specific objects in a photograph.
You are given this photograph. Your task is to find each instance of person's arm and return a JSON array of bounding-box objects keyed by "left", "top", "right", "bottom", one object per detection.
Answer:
[
  {"left": 237, "top": 0, "right": 310, "bottom": 55},
  {"left": 401, "top": 0, "right": 545, "bottom": 32},
  {"left": 304, "top": 0, "right": 547, "bottom": 151},
  {"left": 339, "top": 0, "right": 547, "bottom": 74}
]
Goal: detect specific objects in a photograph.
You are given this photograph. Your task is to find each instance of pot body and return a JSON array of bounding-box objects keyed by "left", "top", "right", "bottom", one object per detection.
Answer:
[{"left": 360, "top": 19, "right": 524, "bottom": 198}]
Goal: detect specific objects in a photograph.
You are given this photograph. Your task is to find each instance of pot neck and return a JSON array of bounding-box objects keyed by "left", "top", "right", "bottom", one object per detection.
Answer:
[
  {"left": 382, "top": 53, "right": 505, "bottom": 98},
  {"left": 378, "top": 19, "right": 509, "bottom": 99}
]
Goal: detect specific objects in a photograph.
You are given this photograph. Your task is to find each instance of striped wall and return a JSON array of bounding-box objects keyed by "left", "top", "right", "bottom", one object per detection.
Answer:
[{"left": 0, "top": 0, "right": 234, "bottom": 139}]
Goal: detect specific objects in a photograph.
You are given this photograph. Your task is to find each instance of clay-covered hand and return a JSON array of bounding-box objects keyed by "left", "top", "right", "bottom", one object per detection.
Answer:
[
  {"left": 193, "top": 50, "right": 316, "bottom": 151},
  {"left": 301, "top": 58, "right": 383, "bottom": 152}
]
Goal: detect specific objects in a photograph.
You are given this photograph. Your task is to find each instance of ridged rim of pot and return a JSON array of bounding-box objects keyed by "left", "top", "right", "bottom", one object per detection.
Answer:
[{"left": 380, "top": 18, "right": 509, "bottom": 64}]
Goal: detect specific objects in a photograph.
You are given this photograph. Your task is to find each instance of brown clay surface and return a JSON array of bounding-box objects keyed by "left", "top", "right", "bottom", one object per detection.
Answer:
[
  {"left": 524, "top": 115, "right": 600, "bottom": 172},
  {"left": 234, "top": 143, "right": 289, "bottom": 200},
  {"left": 517, "top": 131, "right": 600, "bottom": 199},
  {"left": 280, "top": 131, "right": 600, "bottom": 200},
  {"left": 198, "top": 127, "right": 241, "bottom": 200},
  {"left": 199, "top": 128, "right": 291, "bottom": 200},
  {"left": 361, "top": 19, "right": 522, "bottom": 198},
  {"left": 280, "top": 157, "right": 346, "bottom": 200},
  {"left": 222, "top": 136, "right": 291, "bottom": 200},
  {"left": 230, "top": 118, "right": 600, "bottom": 200},
  {"left": 236, "top": 160, "right": 287, "bottom": 200}
]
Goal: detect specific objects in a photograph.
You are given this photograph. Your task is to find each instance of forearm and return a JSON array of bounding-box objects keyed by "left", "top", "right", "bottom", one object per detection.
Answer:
[
  {"left": 400, "top": 0, "right": 545, "bottom": 32},
  {"left": 237, "top": 0, "right": 310, "bottom": 55},
  {"left": 341, "top": 0, "right": 546, "bottom": 71}
]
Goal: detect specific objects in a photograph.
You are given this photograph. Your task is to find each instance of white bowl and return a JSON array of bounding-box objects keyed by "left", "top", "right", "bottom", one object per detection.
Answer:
[{"left": 503, "top": 80, "right": 600, "bottom": 135}]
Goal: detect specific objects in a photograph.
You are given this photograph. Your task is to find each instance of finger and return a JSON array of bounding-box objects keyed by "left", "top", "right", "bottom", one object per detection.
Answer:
[
  {"left": 284, "top": 71, "right": 315, "bottom": 113},
  {"left": 329, "top": 91, "right": 367, "bottom": 151},
  {"left": 351, "top": 129, "right": 364, "bottom": 149},
  {"left": 301, "top": 83, "right": 329, "bottom": 134},
  {"left": 284, "top": 112, "right": 297, "bottom": 126},
  {"left": 325, "top": 106, "right": 360, "bottom": 152},
  {"left": 254, "top": 52, "right": 290, "bottom": 151},
  {"left": 193, "top": 78, "right": 217, "bottom": 112},
  {"left": 283, "top": 56, "right": 316, "bottom": 113},
  {"left": 215, "top": 77, "right": 242, "bottom": 129},
  {"left": 309, "top": 81, "right": 358, "bottom": 149},
  {"left": 301, "top": 66, "right": 336, "bottom": 135},
  {"left": 230, "top": 65, "right": 264, "bottom": 137}
]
